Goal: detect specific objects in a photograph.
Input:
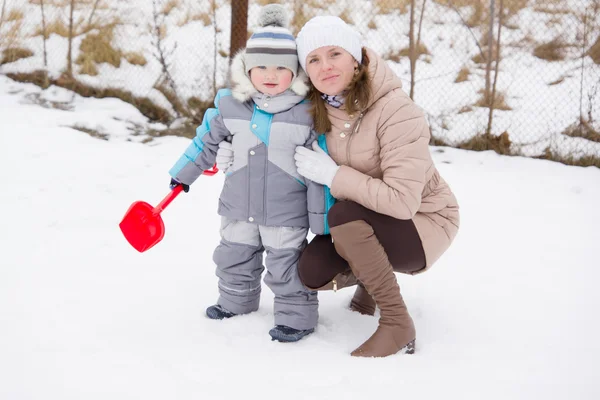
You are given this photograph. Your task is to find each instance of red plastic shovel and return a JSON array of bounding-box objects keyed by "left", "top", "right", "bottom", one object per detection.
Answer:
[{"left": 119, "top": 165, "right": 218, "bottom": 253}]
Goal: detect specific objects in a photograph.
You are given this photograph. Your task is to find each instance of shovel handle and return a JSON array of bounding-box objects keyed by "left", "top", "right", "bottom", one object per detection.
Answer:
[
  {"left": 153, "top": 185, "right": 183, "bottom": 214},
  {"left": 203, "top": 164, "right": 219, "bottom": 176}
]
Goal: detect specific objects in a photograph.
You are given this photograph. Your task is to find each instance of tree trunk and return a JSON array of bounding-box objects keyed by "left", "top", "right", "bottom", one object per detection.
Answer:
[
  {"left": 485, "top": 0, "right": 495, "bottom": 105},
  {"left": 67, "top": 0, "right": 75, "bottom": 77},
  {"left": 40, "top": 0, "right": 48, "bottom": 68},
  {"left": 230, "top": 0, "right": 248, "bottom": 62},
  {"left": 486, "top": 0, "right": 504, "bottom": 136},
  {"left": 409, "top": 0, "right": 416, "bottom": 99}
]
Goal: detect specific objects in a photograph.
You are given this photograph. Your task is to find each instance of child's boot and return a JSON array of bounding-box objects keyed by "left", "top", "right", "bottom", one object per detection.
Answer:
[
  {"left": 205, "top": 304, "right": 236, "bottom": 320},
  {"left": 269, "top": 325, "right": 314, "bottom": 342}
]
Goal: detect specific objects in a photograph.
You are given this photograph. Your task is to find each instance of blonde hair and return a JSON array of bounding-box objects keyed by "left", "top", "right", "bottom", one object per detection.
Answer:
[{"left": 308, "top": 47, "right": 371, "bottom": 134}]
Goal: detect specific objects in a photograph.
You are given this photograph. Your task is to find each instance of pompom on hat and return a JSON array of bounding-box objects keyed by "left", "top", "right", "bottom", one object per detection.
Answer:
[
  {"left": 295, "top": 16, "right": 363, "bottom": 72},
  {"left": 244, "top": 4, "right": 298, "bottom": 78}
]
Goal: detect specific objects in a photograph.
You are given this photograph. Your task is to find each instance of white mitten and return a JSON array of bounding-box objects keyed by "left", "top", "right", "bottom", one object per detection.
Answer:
[{"left": 216, "top": 141, "right": 234, "bottom": 174}]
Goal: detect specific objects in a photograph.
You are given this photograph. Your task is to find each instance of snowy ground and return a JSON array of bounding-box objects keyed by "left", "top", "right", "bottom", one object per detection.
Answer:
[{"left": 1, "top": 75, "right": 600, "bottom": 399}]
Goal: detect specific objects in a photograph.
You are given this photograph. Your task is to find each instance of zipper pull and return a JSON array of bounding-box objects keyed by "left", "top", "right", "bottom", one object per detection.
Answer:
[{"left": 332, "top": 279, "right": 338, "bottom": 292}]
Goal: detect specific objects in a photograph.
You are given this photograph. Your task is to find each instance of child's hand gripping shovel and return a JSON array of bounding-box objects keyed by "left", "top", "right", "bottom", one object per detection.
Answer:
[{"left": 119, "top": 165, "right": 219, "bottom": 252}]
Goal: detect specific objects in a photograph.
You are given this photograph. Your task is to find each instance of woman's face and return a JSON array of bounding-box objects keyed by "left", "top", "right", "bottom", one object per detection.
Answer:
[{"left": 305, "top": 46, "right": 358, "bottom": 96}]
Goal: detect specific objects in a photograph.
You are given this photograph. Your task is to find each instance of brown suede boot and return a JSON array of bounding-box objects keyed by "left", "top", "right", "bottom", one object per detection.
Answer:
[
  {"left": 307, "top": 269, "right": 358, "bottom": 291},
  {"left": 331, "top": 220, "right": 416, "bottom": 358},
  {"left": 349, "top": 283, "right": 376, "bottom": 316}
]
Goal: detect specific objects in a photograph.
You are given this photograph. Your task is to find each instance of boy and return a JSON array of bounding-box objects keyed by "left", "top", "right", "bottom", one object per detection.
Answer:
[{"left": 168, "top": 5, "right": 330, "bottom": 342}]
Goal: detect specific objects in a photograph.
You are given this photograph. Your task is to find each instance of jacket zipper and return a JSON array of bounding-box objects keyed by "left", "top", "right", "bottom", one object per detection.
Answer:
[{"left": 346, "top": 112, "right": 364, "bottom": 166}]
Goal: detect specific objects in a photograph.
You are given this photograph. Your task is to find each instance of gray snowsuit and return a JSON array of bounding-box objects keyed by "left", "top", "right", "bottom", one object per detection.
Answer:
[{"left": 169, "top": 53, "right": 333, "bottom": 330}]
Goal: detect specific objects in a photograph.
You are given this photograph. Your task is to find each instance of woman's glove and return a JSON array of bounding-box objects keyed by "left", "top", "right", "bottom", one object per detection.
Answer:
[
  {"left": 216, "top": 141, "right": 234, "bottom": 174},
  {"left": 294, "top": 141, "right": 340, "bottom": 187}
]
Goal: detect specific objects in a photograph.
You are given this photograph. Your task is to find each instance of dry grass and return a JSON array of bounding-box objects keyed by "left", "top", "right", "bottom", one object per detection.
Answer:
[
  {"left": 458, "top": 105, "right": 473, "bottom": 114},
  {"left": 466, "top": 0, "right": 484, "bottom": 27},
  {"left": 155, "top": 81, "right": 189, "bottom": 119},
  {"left": 532, "top": 0, "right": 572, "bottom": 15},
  {"left": 374, "top": 0, "right": 411, "bottom": 15},
  {"left": 534, "top": 147, "right": 600, "bottom": 168},
  {"left": 6, "top": 8, "right": 25, "bottom": 22},
  {"left": 533, "top": 39, "right": 567, "bottom": 61},
  {"left": 339, "top": 8, "right": 354, "bottom": 25},
  {"left": 475, "top": 90, "right": 512, "bottom": 111},
  {"left": 4, "top": 72, "right": 173, "bottom": 123},
  {"left": 385, "top": 43, "right": 430, "bottom": 62},
  {"left": 588, "top": 36, "right": 600, "bottom": 65},
  {"left": 70, "top": 124, "right": 109, "bottom": 141},
  {"left": 455, "top": 66, "right": 470, "bottom": 83},
  {"left": 161, "top": 0, "right": 180, "bottom": 16},
  {"left": 178, "top": 11, "right": 211, "bottom": 27},
  {"left": 458, "top": 131, "right": 513, "bottom": 155},
  {"left": 1, "top": 47, "right": 33, "bottom": 64},
  {"left": 76, "top": 27, "right": 122, "bottom": 74},
  {"left": 368, "top": 18, "right": 377, "bottom": 30},
  {"left": 124, "top": 52, "right": 147, "bottom": 66},
  {"left": 548, "top": 76, "right": 566, "bottom": 86},
  {"left": 306, "top": 0, "right": 336, "bottom": 8},
  {"left": 77, "top": 55, "right": 98, "bottom": 75},
  {"left": 290, "top": 7, "right": 314, "bottom": 35},
  {"left": 562, "top": 119, "right": 600, "bottom": 143},
  {"left": 41, "top": 18, "right": 70, "bottom": 38}
]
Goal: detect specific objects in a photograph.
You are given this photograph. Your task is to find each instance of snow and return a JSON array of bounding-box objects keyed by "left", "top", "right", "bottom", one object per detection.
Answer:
[{"left": 1, "top": 73, "right": 599, "bottom": 399}]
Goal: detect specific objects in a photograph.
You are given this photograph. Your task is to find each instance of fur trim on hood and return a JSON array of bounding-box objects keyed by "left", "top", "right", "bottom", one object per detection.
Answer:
[{"left": 229, "top": 50, "right": 309, "bottom": 103}]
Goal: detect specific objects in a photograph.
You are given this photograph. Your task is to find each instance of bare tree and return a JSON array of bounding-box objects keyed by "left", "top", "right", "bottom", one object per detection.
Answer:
[
  {"left": 66, "top": 0, "right": 76, "bottom": 77},
  {"left": 0, "top": 0, "right": 7, "bottom": 36},
  {"left": 447, "top": 0, "right": 485, "bottom": 61},
  {"left": 416, "top": 0, "right": 428, "bottom": 51},
  {"left": 40, "top": 0, "right": 48, "bottom": 67},
  {"left": 486, "top": 0, "right": 504, "bottom": 136},
  {"left": 151, "top": 0, "right": 183, "bottom": 119},
  {"left": 409, "top": 0, "right": 416, "bottom": 99},
  {"left": 579, "top": 8, "right": 588, "bottom": 125},
  {"left": 409, "top": 0, "right": 428, "bottom": 100},
  {"left": 211, "top": 0, "right": 217, "bottom": 96},
  {"left": 87, "top": 0, "right": 102, "bottom": 28},
  {"left": 485, "top": 0, "right": 496, "bottom": 105}
]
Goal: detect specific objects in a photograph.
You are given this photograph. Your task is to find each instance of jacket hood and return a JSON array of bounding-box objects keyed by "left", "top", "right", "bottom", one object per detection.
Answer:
[
  {"left": 229, "top": 50, "right": 309, "bottom": 103},
  {"left": 364, "top": 47, "right": 404, "bottom": 109}
]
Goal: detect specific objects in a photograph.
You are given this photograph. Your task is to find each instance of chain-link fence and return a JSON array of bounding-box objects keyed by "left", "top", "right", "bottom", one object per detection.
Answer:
[{"left": 1, "top": 0, "right": 598, "bottom": 165}]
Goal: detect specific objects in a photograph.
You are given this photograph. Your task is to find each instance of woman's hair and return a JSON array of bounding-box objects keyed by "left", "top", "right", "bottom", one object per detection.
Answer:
[{"left": 308, "top": 47, "right": 371, "bottom": 134}]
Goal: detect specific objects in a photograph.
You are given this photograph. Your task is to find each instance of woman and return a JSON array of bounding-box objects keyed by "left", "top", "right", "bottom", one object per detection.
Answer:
[{"left": 292, "top": 16, "right": 460, "bottom": 358}]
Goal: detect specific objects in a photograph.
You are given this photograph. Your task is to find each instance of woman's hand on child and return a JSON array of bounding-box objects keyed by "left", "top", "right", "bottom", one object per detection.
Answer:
[
  {"left": 294, "top": 141, "right": 340, "bottom": 188},
  {"left": 216, "top": 141, "right": 234, "bottom": 174}
]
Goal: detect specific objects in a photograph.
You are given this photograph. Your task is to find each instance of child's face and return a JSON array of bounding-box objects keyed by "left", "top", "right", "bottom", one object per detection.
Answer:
[{"left": 249, "top": 66, "right": 293, "bottom": 96}]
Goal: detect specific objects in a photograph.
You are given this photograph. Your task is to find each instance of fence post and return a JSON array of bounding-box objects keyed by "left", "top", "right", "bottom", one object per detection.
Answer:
[{"left": 230, "top": 0, "right": 248, "bottom": 62}]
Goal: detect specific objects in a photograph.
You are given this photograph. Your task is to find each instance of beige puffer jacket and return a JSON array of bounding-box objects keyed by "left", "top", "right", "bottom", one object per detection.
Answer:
[{"left": 327, "top": 48, "right": 460, "bottom": 270}]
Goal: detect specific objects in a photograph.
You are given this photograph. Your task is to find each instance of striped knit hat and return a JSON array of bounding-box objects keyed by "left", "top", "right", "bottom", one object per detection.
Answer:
[{"left": 245, "top": 4, "right": 298, "bottom": 78}]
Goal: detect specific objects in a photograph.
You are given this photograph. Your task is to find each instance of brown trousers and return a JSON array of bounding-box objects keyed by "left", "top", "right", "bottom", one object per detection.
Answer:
[{"left": 298, "top": 201, "right": 426, "bottom": 289}]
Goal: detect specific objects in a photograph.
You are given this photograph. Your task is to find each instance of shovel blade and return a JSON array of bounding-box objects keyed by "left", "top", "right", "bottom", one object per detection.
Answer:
[{"left": 119, "top": 201, "right": 165, "bottom": 253}]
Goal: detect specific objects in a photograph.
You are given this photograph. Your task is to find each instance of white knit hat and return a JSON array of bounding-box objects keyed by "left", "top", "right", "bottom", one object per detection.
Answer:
[
  {"left": 296, "top": 16, "right": 362, "bottom": 73},
  {"left": 245, "top": 4, "right": 298, "bottom": 78}
]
